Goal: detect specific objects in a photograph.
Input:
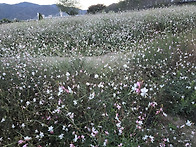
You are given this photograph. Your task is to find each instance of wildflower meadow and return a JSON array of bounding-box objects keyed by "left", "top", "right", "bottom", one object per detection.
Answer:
[{"left": 0, "top": 5, "right": 196, "bottom": 147}]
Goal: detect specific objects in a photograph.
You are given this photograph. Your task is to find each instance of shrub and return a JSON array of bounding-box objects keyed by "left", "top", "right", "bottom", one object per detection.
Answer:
[{"left": 87, "top": 4, "right": 106, "bottom": 14}]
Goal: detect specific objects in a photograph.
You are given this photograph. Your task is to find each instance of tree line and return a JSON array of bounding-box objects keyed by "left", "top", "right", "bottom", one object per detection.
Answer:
[{"left": 57, "top": 0, "right": 196, "bottom": 15}]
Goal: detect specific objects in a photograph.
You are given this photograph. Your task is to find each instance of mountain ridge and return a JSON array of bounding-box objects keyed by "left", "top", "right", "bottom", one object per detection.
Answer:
[{"left": 0, "top": 2, "right": 86, "bottom": 20}]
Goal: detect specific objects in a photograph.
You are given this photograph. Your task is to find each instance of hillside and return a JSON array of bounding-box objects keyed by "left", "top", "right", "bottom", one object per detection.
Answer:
[
  {"left": 0, "top": 2, "right": 86, "bottom": 20},
  {"left": 0, "top": 5, "right": 196, "bottom": 147},
  {"left": 106, "top": 0, "right": 196, "bottom": 12}
]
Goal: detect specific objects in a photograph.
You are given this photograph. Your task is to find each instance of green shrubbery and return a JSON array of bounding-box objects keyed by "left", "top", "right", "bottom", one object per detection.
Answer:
[
  {"left": 0, "top": 18, "right": 12, "bottom": 24},
  {"left": 0, "top": 18, "right": 20, "bottom": 25}
]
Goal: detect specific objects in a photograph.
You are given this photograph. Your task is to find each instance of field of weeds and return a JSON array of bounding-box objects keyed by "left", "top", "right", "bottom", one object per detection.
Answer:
[{"left": 0, "top": 5, "right": 196, "bottom": 147}]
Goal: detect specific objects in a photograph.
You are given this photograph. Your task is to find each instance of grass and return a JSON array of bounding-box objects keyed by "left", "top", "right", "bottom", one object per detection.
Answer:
[{"left": 0, "top": 4, "right": 196, "bottom": 147}]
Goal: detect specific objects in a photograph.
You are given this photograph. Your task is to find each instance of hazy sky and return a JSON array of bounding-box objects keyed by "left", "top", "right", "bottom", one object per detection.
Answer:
[{"left": 0, "top": 0, "right": 120, "bottom": 9}]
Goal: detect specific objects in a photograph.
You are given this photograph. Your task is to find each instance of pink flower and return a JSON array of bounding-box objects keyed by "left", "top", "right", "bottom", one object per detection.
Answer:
[
  {"left": 91, "top": 127, "right": 99, "bottom": 137},
  {"left": 135, "top": 81, "right": 143, "bottom": 94},
  {"left": 58, "top": 99, "right": 62, "bottom": 105},
  {"left": 65, "top": 89, "right": 70, "bottom": 93},
  {"left": 116, "top": 104, "right": 121, "bottom": 110},
  {"left": 46, "top": 116, "right": 51, "bottom": 120},
  {"left": 156, "top": 110, "right": 160, "bottom": 115},
  {"left": 105, "top": 131, "right": 109, "bottom": 135},
  {"left": 81, "top": 135, "right": 85, "bottom": 139},
  {"left": 23, "top": 143, "right": 28, "bottom": 147},
  {"left": 137, "top": 82, "right": 142, "bottom": 89},
  {"left": 136, "top": 88, "right": 140, "bottom": 93},
  {"left": 103, "top": 139, "right": 108, "bottom": 146},
  {"left": 70, "top": 143, "right": 75, "bottom": 147},
  {"left": 118, "top": 143, "right": 123, "bottom": 147},
  {"left": 156, "top": 107, "right": 163, "bottom": 115},
  {"left": 61, "top": 86, "right": 73, "bottom": 94},
  {"left": 60, "top": 86, "right": 66, "bottom": 90},
  {"left": 18, "top": 140, "right": 25, "bottom": 144}
]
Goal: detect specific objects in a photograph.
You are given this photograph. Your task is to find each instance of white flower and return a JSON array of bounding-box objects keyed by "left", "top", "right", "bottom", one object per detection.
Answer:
[
  {"left": 67, "top": 112, "right": 74, "bottom": 119},
  {"left": 58, "top": 86, "right": 64, "bottom": 96},
  {"left": 48, "top": 126, "right": 54, "bottom": 132},
  {"left": 24, "top": 136, "right": 32, "bottom": 141},
  {"left": 89, "top": 92, "right": 95, "bottom": 100},
  {"left": 132, "top": 83, "right": 137, "bottom": 91},
  {"left": 39, "top": 132, "right": 44, "bottom": 138},
  {"left": 66, "top": 72, "right": 70, "bottom": 77},
  {"left": 103, "top": 139, "right": 108, "bottom": 146},
  {"left": 26, "top": 101, "right": 30, "bottom": 106},
  {"left": 91, "top": 127, "right": 98, "bottom": 137},
  {"left": 98, "top": 82, "right": 104, "bottom": 88},
  {"left": 180, "top": 125, "right": 185, "bottom": 128},
  {"left": 21, "top": 123, "right": 25, "bottom": 128},
  {"left": 123, "top": 64, "right": 128, "bottom": 68},
  {"left": 59, "top": 134, "right": 64, "bottom": 139},
  {"left": 73, "top": 134, "right": 78, "bottom": 142},
  {"left": 67, "top": 86, "right": 73, "bottom": 94},
  {"left": 140, "top": 87, "right": 148, "bottom": 97},
  {"left": 46, "top": 89, "right": 50, "bottom": 94},
  {"left": 116, "top": 122, "right": 121, "bottom": 128},
  {"left": 1, "top": 118, "right": 5, "bottom": 123},
  {"left": 32, "top": 72, "right": 35, "bottom": 76},
  {"left": 163, "top": 112, "right": 167, "bottom": 117},
  {"left": 136, "top": 120, "right": 143, "bottom": 125},
  {"left": 33, "top": 98, "right": 36, "bottom": 102},
  {"left": 149, "top": 135, "right": 154, "bottom": 143},
  {"left": 186, "top": 120, "right": 192, "bottom": 127},
  {"left": 12, "top": 124, "right": 15, "bottom": 128},
  {"left": 142, "top": 135, "right": 148, "bottom": 140},
  {"left": 94, "top": 74, "right": 99, "bottom": 79},
  {"left": 73, "top": 100, "right": 77, "bottom": 105}
]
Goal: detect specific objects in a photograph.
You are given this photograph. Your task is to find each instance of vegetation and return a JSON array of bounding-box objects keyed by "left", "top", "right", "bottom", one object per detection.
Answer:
[
  {"left": 0, "top": 18, "right": 20, "bottom": 25},
  {"left": 56, "top": 0, "right": 79, "bottom": 16},
  {"left": 87, "top": 4, "right": 106, "bottom": 14},
  {"left": 0, "top": 5, "right": 196, "bottom": 147},
  {"left": 106, "top": 0, "right": 196, "bottom": 12}
]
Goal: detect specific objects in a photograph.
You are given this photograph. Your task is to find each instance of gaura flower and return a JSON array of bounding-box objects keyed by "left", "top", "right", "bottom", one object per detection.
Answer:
[
  {"left": 132, "top": 81, "right": 143, "bottom": 94},
  {"left": 23, "top": 144, "right": 28, "bottom": 147},
  {"left": 70, "top": 144, "right": 75, "bottom": 147},
  {"left": 48, "top": 126, "right": 54, "bottom": 133},
  {"left": 18, "top": 140, "right": 25, "bottom": 144},
  {"left": 24, "top": 136, "right": 32, "bottom": 141},
  {"left": 140, "top": 87, "right": 148, "bottom": 97},
  {"left": 58, "top": 86, "right": 73, "bottom": 96},
  {"left": 186, "top": 120, "right": 192, "bottom": 126}
]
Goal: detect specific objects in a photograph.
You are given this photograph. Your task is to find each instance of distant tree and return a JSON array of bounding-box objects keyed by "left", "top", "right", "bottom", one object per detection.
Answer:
[
  {"left": 0, "top": 18, "right": 12, "bottom": 24},
  {"left": 57, "top": 0, "right": 79, "bottom": 16},
  {"left": 87, "top": 4, "right": 106, "bottom": 14}
]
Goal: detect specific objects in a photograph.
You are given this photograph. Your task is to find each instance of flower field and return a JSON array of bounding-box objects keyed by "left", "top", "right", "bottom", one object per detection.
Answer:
[{"left": 0, "top": 5, "right": 196, "bottom": 147}]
